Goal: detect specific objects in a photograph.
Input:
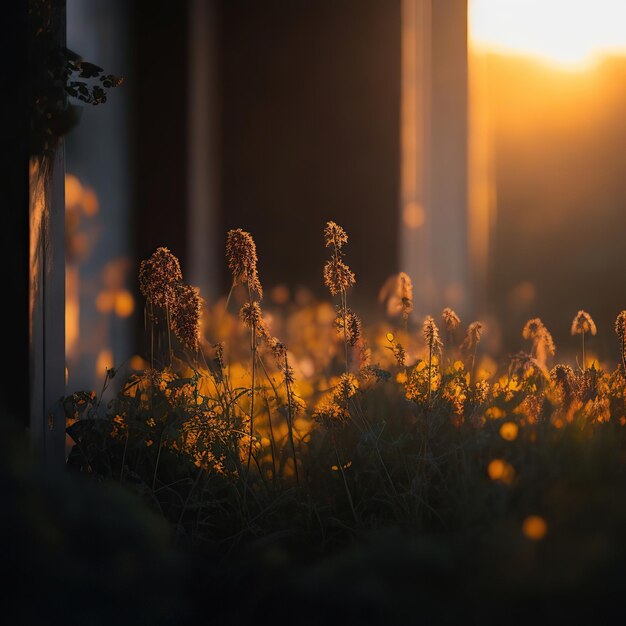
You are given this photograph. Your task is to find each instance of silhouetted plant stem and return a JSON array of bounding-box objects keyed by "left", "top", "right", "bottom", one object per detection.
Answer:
[
  {"left": 260, "top": 386, "right": 277, "bottom": 482},
  {"left": 284, "top": 352, "right": 300, "bottom": 486},
  {"left": 427, "top": 344, "right": 433, "bottom": 406},
  {"left": 246, "top": 284, "right": 257, "bottom": 474},
  {"left": 333, "top": 437, "right": 357, "bottom": 524},
  {"left": 581, "top": 330, "right": 586, "bottom": 371}
]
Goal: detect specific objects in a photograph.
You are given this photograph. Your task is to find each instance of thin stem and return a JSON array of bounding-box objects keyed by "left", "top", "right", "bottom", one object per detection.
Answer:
[
  {"left": 152, "top": 432, "right": 164, "bottom": 492},
  {"left": 284, "top": 353, "right": 300, "bottom": 487},
  {"left": 331, "top": 235, "right": 350, "bottom": 378},
  {"left": 166, "top": 304, "right": 173, "bottom": 366},
  {"left": 175, "top": 463, "right": 204, "bottom": 543},
  {"left": 150, "top": 302, "right": 154, "bottom": 369},
  {"left": 224, "top": 280, "right": 235, "bottom": 313},
  {"left": 261, "top": 386, "right": 277, "bottom": 482},
  {"left": 247, "top": 322, "right": 257, "bottom": 472},
  {"left": 427, "top": 344, "right": 433, "bottom": 405},
  {"left": 582, "top": 331, "right": 586, "bottom": 371},
  {"left": 120, "top": 429, "right": 129, "bottom": 481},
  {"left": 333, "top": 438, "right": 357, "bottom": 524},
  {"left": 470, "top": 344, "right": 478, "bottom": 386},
  {"left": 341, "top": 290, "right": 349, "bottom": 377}
]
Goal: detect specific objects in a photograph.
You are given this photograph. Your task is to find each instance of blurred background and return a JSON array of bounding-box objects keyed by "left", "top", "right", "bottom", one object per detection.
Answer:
[{"left": 64, "top": 0, "right": 626, "bottom": 391}]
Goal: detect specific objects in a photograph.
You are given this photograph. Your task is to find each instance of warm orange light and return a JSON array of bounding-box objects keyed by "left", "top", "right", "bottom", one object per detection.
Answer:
[
  {"left": 499, "top": 421, "right": 518, "bottom": 441},
  {"left": 82, "top": 187, "right": 99, "bottom": 216},
  {"left": 402, "top": 201, "right": 425, "bottom": 230},
  {"left": 470, "top": 0, "right": 626, "bottom": 71},
  {"left": 96, "top": 291, "right": 115, "bottom": 314},
  {"left": 487, "top": 458, "right": 515, "bottom": 484},
  {"left": 95, "top": 349, "right": 114, "bottom": 380},
  {"left": 114, "top": 290, "right": 135, "bottom": 318},
  {"left": 271, "top": 284, "right": 290, "bottom": 304},
  {"left": 522, "top": 515, "right": 547, "bottom": 540},
  {"left": 65, "top": 174, "right": 83, "bottom": 209},
  {"left": 129, "top": 355, "right": 146, "bottom": 371}
]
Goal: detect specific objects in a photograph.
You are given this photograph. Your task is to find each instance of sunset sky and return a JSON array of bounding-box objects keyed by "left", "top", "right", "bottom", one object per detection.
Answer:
[{"left": 470, "top": 0, "right": 626, "bottom": 70}]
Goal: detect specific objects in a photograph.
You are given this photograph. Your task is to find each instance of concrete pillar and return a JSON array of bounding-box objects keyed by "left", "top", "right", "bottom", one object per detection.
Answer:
[
  {"left": 187, "top": 0, "right": 220, "bottom": 301},
  {"left": 400, "top": 0, "right": 469, "bottom": 317}
]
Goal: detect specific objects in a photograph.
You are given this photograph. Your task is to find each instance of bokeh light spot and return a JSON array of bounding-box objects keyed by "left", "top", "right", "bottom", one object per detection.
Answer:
[
  {"left": 523, "top": 515, "right": 547, "bottom": 540},
  {"left": 402, "top": 201, "right": 425, "bottom": 230},
  {"left": 500, "top": 421, "right": 519, "bottom": 441}
]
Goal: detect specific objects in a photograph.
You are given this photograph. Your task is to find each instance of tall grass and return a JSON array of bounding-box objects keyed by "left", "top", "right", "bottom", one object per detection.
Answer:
[{"left": 66, "top": 223, "right": 626, "bottom": 555}]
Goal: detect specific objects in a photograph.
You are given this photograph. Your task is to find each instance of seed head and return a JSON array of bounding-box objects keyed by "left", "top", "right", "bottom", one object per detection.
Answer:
[
  {"left": 335, "top": 373, "right": 359, "bottom": 401},
  {"left": 571, "top": 310, "right": 596, "bottom": 336},
  {"left": 240, "top": 301, "right": 269, "bottom": 338},
  {"left": 323, "top": 258, "right": 356, "bottom": 296},
  {"left": 509, "top": 351, "right": 541, "bottom": 380},
  {"left": 423, "top": 316, "right": 443, "bottom": 356},
  {"left": 615, "top": 311, "right": 626, "bottom": 342},
  {"left": 266, "top": 336, "right": 287, "bottom": 361},
  {"left": 333, "top": 306, "right": 362, "bottom": 346},
  {"left": 171, "top": 284, "right": 203, "bottom": 351},
  {"left": 226, "top": 229, "right": 263, "bottom": 298},
  {"left": 441, "top": 307, "right": 461, "bottom": 333},
  {"left": 522, "top": 317, "right": 556, "bottom": 357},
  {"left": 398, "top": 272, "right": 413, "bottom": 320},
  {"left": 313, "top": 400, "right": 350, "bottom": 429},
  {"left": 461, "top": 321, "right": 483, "bottom": 353},
  {"left": 324, "top": 221, "right": 348, "bottom": 250},
  {"left": 267, "top": 337, "right": 295, "bottom": 385},
  {"left": 139, "top": 247, "right": 183, "bottom": 309},
  {"left": 550, "top": 364, "right": 576, "bottom": 403},
  {"left": 392, "top": 342, "right": 406, "bottom": 367}
]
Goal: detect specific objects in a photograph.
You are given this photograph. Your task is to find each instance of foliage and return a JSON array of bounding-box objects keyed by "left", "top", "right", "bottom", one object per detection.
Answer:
[
  {"left": 29, "top": 0, "right": 123, "bottom": 156},
  {"left": 62, "top": 228, "right": 626, "bottom": 621}
]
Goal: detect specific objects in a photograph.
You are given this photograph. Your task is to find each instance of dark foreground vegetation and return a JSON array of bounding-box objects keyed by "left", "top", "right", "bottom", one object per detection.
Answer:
[{"left": 6, "top": 225, "right": 626, "bottom": 625}]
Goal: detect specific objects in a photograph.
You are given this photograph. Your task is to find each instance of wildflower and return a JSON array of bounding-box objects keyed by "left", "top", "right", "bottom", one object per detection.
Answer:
[
  {"left": 139, "top": 247, "right": 183, "bottom": 309},
  {"left": 616, "top": 311, "right": 626, "bottom": 341},
  {"left": 226, "top": 229, "right": 263, "bottom": 297},
  {"left": 266, "top": 335, "right": 287, "bottom": 361},
  {"left": 522, "top": 317, "right": 556, "bottom": 361},
  {"left": 324, "top": 221, "right": 348, "bottom": 250},
  {"left": 333, "top": 306, "right": 362, "bottom": 346},
  {"left": 171, "top": 284, "right": 203, "bottom": 351},
  {"left": 335, "top": 372, "right": 359, "bottom": 401},
  {"left": 313, "top": 400, "right": 350, "bottom": 428},
  {"left": 576, "top": 364, "right": 603, "bottom": 404},
  {"left": 571, "top": 310, "right": 597, "bottom": 336},
  {"left": 211, "top": 342, "right": 225, "bottom": 383},
  {"left": 442, "top": 307, "right": 461, "bottom": 333},
  {"left": 461, "top": 321, "right": 483, "bottom": 353},
  {"left": 323, "top": 258, "right": 355, "bottom": 296},
  {"left": 392, "top": 342, "right": 407, "bottom": 367},
  {"left": 239, "top": 301, "right": 268, "bottom": 338},
  {"left": 423, "top": 316, "right": 443, "bottom": 356},
  {"left": 472, "top": 379, "right": 490, "bottom": 406},
  {"left": 550, "top": 364, "right": 577, "bottom": 404},
  {"left": 509, "top": 351, "right": 542, "bottom": 381},
  {"left": 398, "top": 272, "right": 413, "bottom": 320},
  {"left": 571, "top": 310, "right": 596, "bottom": 370},
  {"left": 386, "top": 333, "right": 406, "bottom": 367}
]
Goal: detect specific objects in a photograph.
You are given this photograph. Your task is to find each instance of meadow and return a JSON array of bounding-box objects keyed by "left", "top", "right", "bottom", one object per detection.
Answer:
[{"left": 59, "top": 222, "right": 626, "bottom": 624}]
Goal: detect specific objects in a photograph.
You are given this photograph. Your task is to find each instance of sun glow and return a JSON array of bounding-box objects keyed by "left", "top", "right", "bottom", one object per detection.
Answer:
[{"left": 470, "top": 0, "right": 626, "bottom": 71}]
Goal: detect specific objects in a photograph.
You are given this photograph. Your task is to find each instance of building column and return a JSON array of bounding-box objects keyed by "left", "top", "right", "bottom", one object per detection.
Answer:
[{"left": 400, "top": 0, "right": 470, "bottom": 317}]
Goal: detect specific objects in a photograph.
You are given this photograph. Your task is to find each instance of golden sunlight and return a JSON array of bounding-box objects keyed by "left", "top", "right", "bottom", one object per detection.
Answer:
[{"left": 470, "top": 0, "right": 626, "bottom": 70}]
